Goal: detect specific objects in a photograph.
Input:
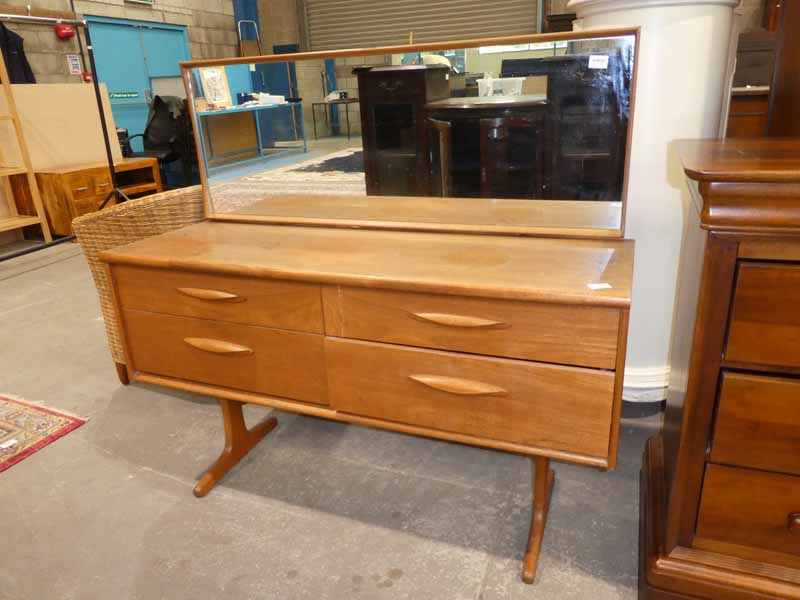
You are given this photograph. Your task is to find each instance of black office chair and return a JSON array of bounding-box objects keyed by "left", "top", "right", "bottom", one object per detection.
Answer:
[{"left": 120, "top": 95, "right": 198, "bottom": 187}]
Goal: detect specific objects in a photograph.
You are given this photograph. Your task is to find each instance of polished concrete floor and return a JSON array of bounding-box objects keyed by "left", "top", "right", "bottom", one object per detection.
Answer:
[{"left": 0, "top": 243, "right": 661, "bottom": 600}]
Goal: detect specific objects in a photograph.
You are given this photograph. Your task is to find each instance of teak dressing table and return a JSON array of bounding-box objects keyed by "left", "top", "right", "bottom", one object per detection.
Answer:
[{"left": 100, "top": 30, "right": 639, "bottom": 584}]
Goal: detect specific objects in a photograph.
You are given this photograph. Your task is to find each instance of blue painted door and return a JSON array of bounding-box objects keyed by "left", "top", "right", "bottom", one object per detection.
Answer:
[{"left": 87, "top": 18, "right": 189, "bottom": 152}]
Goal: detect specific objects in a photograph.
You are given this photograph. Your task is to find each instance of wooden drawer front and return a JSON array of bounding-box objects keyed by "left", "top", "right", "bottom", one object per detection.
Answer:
[
  {"left": 326, "top": 338, "right": 615, "bottom": 459},
  {"left": 123, "top": 310, "right": 327, "bottom": 404},
  {"left": 113, "top": 265, "right": 324, "bottom": 333},
  {"left": 64, "top": 173, "right": 92, "bottom": 200},
  {"left": 323, "top": 286, "right": 620, "bottom": 369},
  {"left": 726, "top": 262, "right": 800, "bottom": 368},
  {"left": 72, "top": 194, "right": 114, "bottom": 219},
  {"left": 697, "top": 464, "right": 800, "bottom": 559},
  {"left": 86, "top": 167, "right": 113, "bottom": 196},
  {"left": 712, "top": 372, "right": 800, "bottom": 476}
]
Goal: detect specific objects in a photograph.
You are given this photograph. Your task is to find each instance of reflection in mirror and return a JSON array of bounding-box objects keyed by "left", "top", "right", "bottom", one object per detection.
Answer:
[{"left": 190, "top": 32, "right": 636, "bottom": 233}]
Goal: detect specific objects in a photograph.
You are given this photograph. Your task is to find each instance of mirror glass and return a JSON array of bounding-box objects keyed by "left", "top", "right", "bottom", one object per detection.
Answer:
[{"left": 186, "top": 31, "right": 636, "bottom": 233}]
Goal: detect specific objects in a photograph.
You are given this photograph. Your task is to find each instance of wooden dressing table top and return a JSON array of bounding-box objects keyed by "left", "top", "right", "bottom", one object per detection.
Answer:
[
  {"left": 218, "top": 194, "right": 624, "bottom": 238},
  {"left": 102, "top": 221, "right": 634, "bottom": 308},
  {"left": 678, "top": 138, "right": 800, "bottom": 183}
]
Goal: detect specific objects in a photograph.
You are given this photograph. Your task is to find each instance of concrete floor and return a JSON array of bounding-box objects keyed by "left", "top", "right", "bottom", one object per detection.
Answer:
[{"left": 0, "top": 243, "right": 661, "bottom": 600}]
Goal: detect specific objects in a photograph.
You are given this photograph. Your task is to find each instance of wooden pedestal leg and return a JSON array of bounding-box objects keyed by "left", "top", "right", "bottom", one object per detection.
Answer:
[
  {"left": 522, "top": 456, "right": 555, "bottom": 584},
  {"left": 193, "top": 398, "right": 278, "bottom": 498},
  {"left": 114, "top": 362, "right": 130, "bottom": 385}
]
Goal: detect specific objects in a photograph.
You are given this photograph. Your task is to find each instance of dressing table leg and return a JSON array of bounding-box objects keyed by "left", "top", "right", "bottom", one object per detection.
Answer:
[
  {"left": 522, "top": 456, "right": 555, "bottom": 584},
  {"left": 193, "top": 399, "right": 278, "bottom": 498},
  {"left": 114, "top": 362, "right": 129, "bottom": 385}
]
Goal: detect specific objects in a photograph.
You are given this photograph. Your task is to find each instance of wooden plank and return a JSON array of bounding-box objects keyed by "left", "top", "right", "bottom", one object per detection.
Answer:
[
  {"left": 0, "top": 215, "right": 41, "bottom": 232},
  {"left": 0, "top": 83, "right": 123, "bottom": 171}
]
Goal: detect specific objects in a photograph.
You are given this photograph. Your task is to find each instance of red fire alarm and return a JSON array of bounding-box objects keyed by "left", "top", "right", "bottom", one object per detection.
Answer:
[
  {"left": 82, "top": 71, "right": 94, "bottom": 83},
  {"left": 55, "top": 23, "right": 75, "bottom": 39}
]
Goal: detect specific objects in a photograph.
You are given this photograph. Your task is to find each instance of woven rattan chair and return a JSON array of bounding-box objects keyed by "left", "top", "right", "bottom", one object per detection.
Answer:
[{"left": 72, "top": 186, "right": 205, "bottom": 384}]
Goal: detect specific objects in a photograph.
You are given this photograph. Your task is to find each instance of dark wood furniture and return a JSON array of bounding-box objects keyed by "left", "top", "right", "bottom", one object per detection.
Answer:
[
  {"left": 640, "top": 138, "right": 800, "bottom": 600},
  {"left": 425, "top": 95, "right": 550, "bottom": 198},
  {"left": 544, "top": 13, "right": 576, "bottom": 33},
  {"left": 11, "top": 157, "right": 162, "bottom": 236},
  {"left": 727, "top": 87, "right": 770, "bottom": 137},
  {"left": 501, "top": 51, "right": 630, "bottom": 202},
  {"left": 767, "top": 0, "right": 800, "bottom": 136},
  {"left": 311, "top": 97, "right": 359, "bottom": 140},
  {"left": 354, "top": 64, "right": 449, "bottom": 196}
]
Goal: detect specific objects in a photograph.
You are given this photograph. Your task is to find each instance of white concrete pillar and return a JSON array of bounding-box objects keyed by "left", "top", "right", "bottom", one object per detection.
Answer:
[{"left": 568, "top": 0, "right": 738, "bottom": 400}]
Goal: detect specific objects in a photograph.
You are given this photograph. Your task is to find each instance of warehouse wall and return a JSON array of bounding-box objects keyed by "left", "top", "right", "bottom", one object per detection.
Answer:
[{"left": 0, "top": 0, "right": 238, "bottom": 84}]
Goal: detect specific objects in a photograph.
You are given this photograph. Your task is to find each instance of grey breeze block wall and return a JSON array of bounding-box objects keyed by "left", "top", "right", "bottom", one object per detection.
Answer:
[{"left": 1, "top": 0, "right": 238, "bottom": 83}]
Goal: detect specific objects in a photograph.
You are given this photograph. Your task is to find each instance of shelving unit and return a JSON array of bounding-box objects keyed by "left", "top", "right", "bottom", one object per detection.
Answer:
[{"left": 0, "top": 48, "right": 52, "bottom": 243}]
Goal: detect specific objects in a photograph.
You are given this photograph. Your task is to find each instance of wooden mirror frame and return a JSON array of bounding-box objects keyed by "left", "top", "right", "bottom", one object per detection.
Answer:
[{"left": 180, "top": 27, "right": 640, "bottom": 239}]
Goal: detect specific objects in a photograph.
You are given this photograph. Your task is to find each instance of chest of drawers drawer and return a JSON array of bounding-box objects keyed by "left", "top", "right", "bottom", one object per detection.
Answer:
[
  {"left": 712, "top": 372, "right": 800, "bottom": 476},
  {"left": 122, "top": 309, "right": 327, "bottom": 404},
  {"left": 696, "top": 464, "right": 800, "bottom": 561},
  {"left": 325, "top": 337, "right": 616, "bottom": 460},
  {"left": 114, "top": 265, "right": 324, "bottom": 333},
  {"left": 323, "top": 286, "right": 620, "bottom": 369},
  {"left": 726, "top": 262, "right": 800, "bottom": 369}
]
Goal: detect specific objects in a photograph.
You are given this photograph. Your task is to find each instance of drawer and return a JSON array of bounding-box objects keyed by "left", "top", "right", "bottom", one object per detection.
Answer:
[
  {"left": 712, "top": 372, "right": 800, "bottom": 476},
  {"left": 122, "top": 310, "right": 327, "bottom": 404},
  {"left": 64, "top": 173, "right": 93, "bottom": 200},
  {"left": 71, "top": 194, "right": 115, "bottom": 219},
  {"left": 323, "top": 286, "right": 620, "bottom": 369},
  {"left": 726, "top": 262, "right": 800, "bottom": 369},
  {"left": 113, "top": 265, "right": 323, "bottom": 333},
  {"left": 91, "top": 172, "right": 113, "bottom": 196},
  {"left": 697, "top": 464, "right": 800, "bottom": 559},
  {"left": 325, "top": 337, "right": 616, "bottom": 459}
]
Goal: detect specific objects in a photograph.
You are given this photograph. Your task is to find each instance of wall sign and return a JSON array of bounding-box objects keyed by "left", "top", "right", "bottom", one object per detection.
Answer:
[
  {"left": 66, "top": 54, "right": 82, "bottom": 75},
  {"left": 109, "top": 92, "right": 140, "bottom": 99}
]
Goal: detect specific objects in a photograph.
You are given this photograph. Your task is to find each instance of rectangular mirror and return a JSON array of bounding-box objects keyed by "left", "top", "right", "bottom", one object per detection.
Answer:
[{"left": 181, "top": 29, "right": 638, "bottom": 237}]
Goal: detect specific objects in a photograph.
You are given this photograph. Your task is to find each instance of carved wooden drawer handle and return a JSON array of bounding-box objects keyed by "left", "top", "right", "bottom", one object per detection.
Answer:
[
  {"left": 411, "top": 312, "right": 508, "bottom": 329},
  {"left": 177, "top": 287, "right": 245, "bottom": 302},
  {"left": 789, "top": 513, "right": 800, "bottom": 534},
  {"left": 409, "top": 374, "right": 507, "bottom": 397},
  {"left": 184, "top": 337, "right": 253, "bottom": 355}
]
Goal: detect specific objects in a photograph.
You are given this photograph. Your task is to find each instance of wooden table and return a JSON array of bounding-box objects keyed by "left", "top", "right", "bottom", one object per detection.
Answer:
[
  {"left": 425, "top": 95, "right": 550, "bottom": 198},
  {"left": 197, "top": 103, "right": 307, "bottom": 168},
  {"left": 311, "top": 97, "right": 359, "bottom": 140},
  {"left": 11, "top": 156, "right": 162, "bottom": 236}
]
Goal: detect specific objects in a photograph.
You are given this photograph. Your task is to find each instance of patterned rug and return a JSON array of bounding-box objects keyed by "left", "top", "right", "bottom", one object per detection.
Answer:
[
  {"left": 0, "top": 396, "right": 86, "bottom": 473},
  {"left": 210, "top": 147, "right": 366, "bottom": 214}
]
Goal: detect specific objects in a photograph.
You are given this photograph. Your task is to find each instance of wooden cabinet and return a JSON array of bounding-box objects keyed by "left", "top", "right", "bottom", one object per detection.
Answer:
[
  {"left": 11, "top": 157, "right": 162, "bottom": 235},
  {"left": 102, "top": 219, "right": 634, "bottom": 583},
  {"left": 640, "top": 139, "right": 800, "bottom": 600},
  {"left": 726, "top": 90, "right": 770, "bottom": 138},
  {"left": 355, "top": 65, "right": 450, "bottom": 196}
]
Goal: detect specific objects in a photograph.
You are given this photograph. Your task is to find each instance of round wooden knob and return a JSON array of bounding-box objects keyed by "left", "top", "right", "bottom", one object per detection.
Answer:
[{"left": 789, "top": 513, "right": 800, "bottom": 534}]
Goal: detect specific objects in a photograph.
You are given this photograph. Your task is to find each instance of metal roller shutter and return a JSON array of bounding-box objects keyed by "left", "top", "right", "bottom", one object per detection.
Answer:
[{"left": 303, "top": 0, "right": 539, "bottom": 51}]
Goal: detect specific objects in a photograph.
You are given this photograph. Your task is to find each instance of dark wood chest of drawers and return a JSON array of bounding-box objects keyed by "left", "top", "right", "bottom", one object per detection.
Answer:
[
  {"left": 355, "top": 64, "right": 450, "bottom": 196},
  {"left": 641, "top": 139, "right": 800, "bottom": 600}
]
